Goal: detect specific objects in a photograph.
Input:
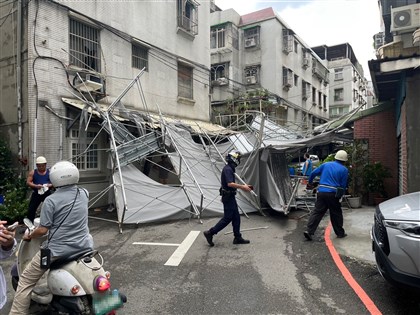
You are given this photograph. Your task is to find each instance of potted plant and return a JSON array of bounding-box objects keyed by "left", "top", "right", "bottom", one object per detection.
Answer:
[
  {"left": 344, "top": 141, "right": 368, "bottom": 208},
  {"left": 363, "top": 162, "right": 392, "bottom": 205}
]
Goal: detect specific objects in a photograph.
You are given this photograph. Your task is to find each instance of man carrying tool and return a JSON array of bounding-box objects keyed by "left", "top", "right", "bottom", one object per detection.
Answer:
[
  {"left": 303, "top": 150, "right": 349, "bottom": 241},
  {"left": 203, "top": 151, "right": 253, "bottom": 246}
]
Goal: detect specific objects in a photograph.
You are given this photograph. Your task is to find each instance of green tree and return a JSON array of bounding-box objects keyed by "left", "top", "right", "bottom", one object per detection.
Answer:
[{"left": 0, "top": 140, "right": 29, "bottom": 222}]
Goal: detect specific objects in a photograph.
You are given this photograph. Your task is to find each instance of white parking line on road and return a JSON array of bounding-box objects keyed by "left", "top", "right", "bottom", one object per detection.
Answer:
[
  {"left": 164, "top": 230, "right": 200, "bottom": 267},
  {"left": 132, "top": 242, "right": 180, "bottom": 246}
]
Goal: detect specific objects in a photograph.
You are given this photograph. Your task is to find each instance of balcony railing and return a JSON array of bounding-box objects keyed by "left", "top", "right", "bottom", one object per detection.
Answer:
[{"left": 178, "top": 15, "right": 198, "bottom": 36}]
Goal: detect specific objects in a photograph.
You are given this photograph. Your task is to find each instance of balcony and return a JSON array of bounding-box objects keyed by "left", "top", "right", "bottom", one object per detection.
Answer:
[{"left": 177, "top": 15, "right": 198, "bottom": 37}]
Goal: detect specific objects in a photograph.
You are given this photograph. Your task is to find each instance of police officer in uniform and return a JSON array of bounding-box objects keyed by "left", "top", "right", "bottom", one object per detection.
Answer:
[
  {"left": 203, "top": 151, "right": 253, "bottom": 246},
  {"left": 304, "top": 150, "right": 349, "bottom": 241}
]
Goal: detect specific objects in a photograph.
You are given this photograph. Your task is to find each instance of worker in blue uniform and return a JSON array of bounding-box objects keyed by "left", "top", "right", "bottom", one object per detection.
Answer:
[{"left": 304, "top": 150, "right": 349, "bottom": 241}]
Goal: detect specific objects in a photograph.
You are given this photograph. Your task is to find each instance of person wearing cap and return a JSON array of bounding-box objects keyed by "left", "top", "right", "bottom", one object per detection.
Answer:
[
  {"left": 26, "top": 156, "right": 53, "bottom": 222},
  {"left": 10, "top": 161, "right": 94, "bottom": 314},
  {"left": 203, "top": 151, "right": 253, "bottom": 246},
  {"left": 303, "top": 150, "right": 349, "bottom": 241}
]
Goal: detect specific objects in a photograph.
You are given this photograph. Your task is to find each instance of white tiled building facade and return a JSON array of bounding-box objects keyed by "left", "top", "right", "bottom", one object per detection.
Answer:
[{"left": 0, "top": 0, "right": 211, "bottom": 205}]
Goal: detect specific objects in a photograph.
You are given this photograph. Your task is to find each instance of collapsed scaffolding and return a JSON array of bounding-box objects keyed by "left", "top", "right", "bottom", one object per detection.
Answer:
[{"left": 69, "top": 71, "right": 357, "bottom": 231}]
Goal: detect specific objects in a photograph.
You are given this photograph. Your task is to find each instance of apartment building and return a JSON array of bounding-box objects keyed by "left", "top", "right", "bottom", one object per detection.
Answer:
[
  {"left": 0, "top": 0, "right": 211, "bottom": 204},
  {"left": 367, "top": 1, "right": 420, "bottom": 194},
  {"left": 312, "top": 43, "right": 369, "bottom": 119},
  {"left": 210, "top": 7, "right": 330, "bottom": 132}
]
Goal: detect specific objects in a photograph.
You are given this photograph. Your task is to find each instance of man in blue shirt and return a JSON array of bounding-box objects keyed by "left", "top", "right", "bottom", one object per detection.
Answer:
[
  {"left": 304, "top": 150, "right": 349, "bottom": 241},
  {"left": 301, "top": 153, "right": 313, "bottom": 177},
  {"left": 26, "top": 156, "right": 53, "bottom": 222},
  {"left": 203, "top": 151, "right": 253, "bottom": 246}
]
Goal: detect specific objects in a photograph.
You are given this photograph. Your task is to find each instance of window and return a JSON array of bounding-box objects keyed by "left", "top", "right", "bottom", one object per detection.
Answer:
[
  {"left": 177, "top": 0, "right": 198, "bottom": 35},
  {"left": 334, "top": 68, "right": 343, "bottom": 80},
  {"left": 282, "top": 67, "right": 293, "bottom": 87},
  {"left": 178, "top": 63, "right": 193, "bottom": 99},
  {"left": 330, "top": 106, "right": 350, "bottom": 117},
  {"left": 132, "top": 44, "right": 148, "bottom": 70},
  {"left": 244, "top": 26, "right": 260, "bottom": 48},
  {"left": 312, "top": 87, "right": 316, "bottom": 104},
  {"left": 294, "top": 74, "right": 298, "bottom": 86},
  {"left": 323, "top": 94, "right": 327, "bottom": 110},
  {"left": 211, "top": 26, "right": 226, "bottom": 49},
  {"left": 318, "top": 91, "right": 322, "bottom": 107},
  {"left": 69, "top": 19, "right": 101, "bottom": 72},
  {"left": 302, "top": 81, "right": 310, "bottom": 100},
  {"left": 244, "top": 66, "right": 259, "bottom": 84},
  {"left": 211, "top": 63, "right": 228, "bottom": 81},
  {"left": 334, "top": 88, "right": 344, "bottom": 101},
  {"left": 70, "top": 130, "right": 99, "bottom": 171},
  {"left": 294, "top": 40, "right": 298, "bottom": 53}
]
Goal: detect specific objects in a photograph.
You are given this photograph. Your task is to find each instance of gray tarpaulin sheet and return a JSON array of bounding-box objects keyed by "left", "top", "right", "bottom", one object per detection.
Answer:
[{"left": 113, "top": 125, "right": 258, "bottom": 224}]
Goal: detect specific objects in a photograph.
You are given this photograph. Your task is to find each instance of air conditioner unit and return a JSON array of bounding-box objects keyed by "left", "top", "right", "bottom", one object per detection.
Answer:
[
  {"left": 245, "top": 75, "right": 257, "bottom": 85},
  {"left": 217, "top": 77, "right": 228, "bottom": 86},
  {"left": 390, "top": 4, "right": 420, "bottom": 33},
  {"left": 245, "top": 37, "right": 256, "bottom": 48},
  {"left": 75, "top": 74, "right": 104, "bottom": 92}
]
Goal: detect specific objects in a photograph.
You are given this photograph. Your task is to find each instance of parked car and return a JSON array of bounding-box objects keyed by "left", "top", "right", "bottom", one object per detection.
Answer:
[{"left": 371, "top": 191, "right": 420, "bottom": 289}]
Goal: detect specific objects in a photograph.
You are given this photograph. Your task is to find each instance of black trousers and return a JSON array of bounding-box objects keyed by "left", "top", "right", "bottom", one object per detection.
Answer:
[
  {"left": 306, "top": 192, "right": 345, "bottom": 237},
  {"left": 27, "top": 191, "right": 51, "bottom": 222},
  {"left": 210, "top": 195, "right": 241, "bottom": 238}
]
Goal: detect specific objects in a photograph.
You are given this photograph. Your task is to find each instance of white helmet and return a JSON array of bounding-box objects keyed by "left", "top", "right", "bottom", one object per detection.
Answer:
[
  {"left": 50, "top": 161, "right": 79, "bottom": 187},
  {"left": 36, "top": 156, "right": 47, "bottom": 164},
  {"left": 335, "top": 150, "right": 348, "bottom": 162},
  {"left": 226, "top": 151, "right": 241, "bottom": 166}
]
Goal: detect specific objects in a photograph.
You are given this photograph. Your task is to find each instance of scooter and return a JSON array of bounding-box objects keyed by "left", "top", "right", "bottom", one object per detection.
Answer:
[{"left": 11, "top": 218, "right": 126, "bottom": 314}]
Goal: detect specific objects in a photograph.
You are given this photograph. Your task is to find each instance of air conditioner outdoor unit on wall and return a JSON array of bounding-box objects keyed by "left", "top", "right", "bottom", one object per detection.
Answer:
[
  {"left": 245, "top": 37, "right": 256, "bottom": 48},
  {"left": 245, "top": 75, "right": 257, "bottom": 85},
  {"left": 217, "top": 77, "right": 228, "bottom": 86},
  {"left": 75, "top": 74, "right": 104, "bottom": 92},
  {"left": 390, "top": 3, "right": 420, "bottom": 33}
]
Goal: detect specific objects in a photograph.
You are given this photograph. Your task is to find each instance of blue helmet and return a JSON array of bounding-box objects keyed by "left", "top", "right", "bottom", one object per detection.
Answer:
[{"left": 226, "top": 151, "right": 241, "bottom": 166}]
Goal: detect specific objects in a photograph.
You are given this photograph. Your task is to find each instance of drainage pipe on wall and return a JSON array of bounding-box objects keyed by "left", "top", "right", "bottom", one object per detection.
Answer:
[{"left": 17, "top": 0, "right": 23, "bottom": 163}]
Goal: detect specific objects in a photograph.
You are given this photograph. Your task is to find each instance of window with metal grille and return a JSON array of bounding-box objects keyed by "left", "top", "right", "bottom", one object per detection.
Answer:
[
  {"left": 177, "top": 0, "right": 198, "bottom": 35},
  {"left": 132, "top": 44, "right": 148, "bottom": 70},
  {"left": 211, "top": 63, "right": 228, "bottom": 81},
  {"left": 70, "top": 129, "right": 99, "bottom": 170},
  {"left": 244, "top": 26, "right": 260, "bottom": 47},
  {"left": 334, "top": 88, "right": 344, "bottom": 101},
  {"left": 69, "top": 19, "right": 101, "bottom": 72},
  {"left": 178, "top": 63, "right": 193, "bottom": 100}
]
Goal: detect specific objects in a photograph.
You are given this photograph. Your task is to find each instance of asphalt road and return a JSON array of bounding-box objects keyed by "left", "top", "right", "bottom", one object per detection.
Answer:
[{"left": 2, "top": 208, "right": 420, "bottom": 314}]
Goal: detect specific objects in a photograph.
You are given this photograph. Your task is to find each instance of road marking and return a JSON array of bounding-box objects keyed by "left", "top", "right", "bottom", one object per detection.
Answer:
[
  {"left": 164, "top": 230, "right": 200, "bottom": 267},
  {"left": 325, "top": 223, "right": 382, "bottom": 315},
  {"left": 132, "top": 242, "right": 180, "bottom": 246}
]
